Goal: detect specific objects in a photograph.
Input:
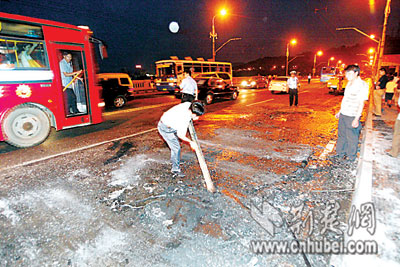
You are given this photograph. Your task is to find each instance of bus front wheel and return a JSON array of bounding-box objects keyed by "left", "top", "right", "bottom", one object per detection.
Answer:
[{"left": 3, "top": 104, "right": 51, "bottom": 148}]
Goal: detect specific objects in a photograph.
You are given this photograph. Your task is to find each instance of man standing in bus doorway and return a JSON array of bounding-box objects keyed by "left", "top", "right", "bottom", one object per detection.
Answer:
[
  {"left": 60, "top": 52, "right": 82, "bottom": 115},
  {"left": 179, "top": 69, "right": 198, "bottom": 103},
  {"left": 287, "top": 71, "right": 300, "bottom": 107},
  {"left": 334, "top": 65, "right": 369, "bottom": 162},
  {"left": 373, "top": 67, "right": 389, "bottom": 117}
]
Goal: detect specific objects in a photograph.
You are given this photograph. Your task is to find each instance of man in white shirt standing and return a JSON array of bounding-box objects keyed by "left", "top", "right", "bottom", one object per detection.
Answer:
[
  {"left": 335, "top": 65, "right": 369, "bottom": 162},
  {"left": 287, "top": 71, "right": 300, "bottom": 106},
  {"left": 179, "top": 69, "right": 198, "bottom": 103},
  {"left": 158, "top": 101, "right": 205, "bottom": 177}
]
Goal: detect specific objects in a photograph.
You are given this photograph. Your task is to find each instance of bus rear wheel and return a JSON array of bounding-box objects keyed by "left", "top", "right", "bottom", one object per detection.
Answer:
[{"left": 3, "top": 104, "right": 51, "bottom": 148}]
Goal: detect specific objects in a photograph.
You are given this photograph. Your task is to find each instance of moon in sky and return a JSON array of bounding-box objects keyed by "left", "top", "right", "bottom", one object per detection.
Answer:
[{"left": 169, "top": 21, "right": 179, "bottom": 33}]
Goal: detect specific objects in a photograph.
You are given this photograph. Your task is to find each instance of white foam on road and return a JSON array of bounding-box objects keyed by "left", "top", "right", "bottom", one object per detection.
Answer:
[{"left": 0, "top": 198, "right": 20, "bottom": 224}]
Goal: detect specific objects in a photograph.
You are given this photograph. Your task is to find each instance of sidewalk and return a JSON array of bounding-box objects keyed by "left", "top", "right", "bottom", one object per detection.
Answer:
[
  {"left": 332, "top": 105, "right": 400, "bottom": 266},
  {"left": 368, "top": 107, "right": 400, "bottom": 265}
]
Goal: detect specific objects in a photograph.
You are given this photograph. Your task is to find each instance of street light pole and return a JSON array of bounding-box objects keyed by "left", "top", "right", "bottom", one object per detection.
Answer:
[
  {"left": 376, "top": 0, "right": 392, "bottom": 80},
  {"left": 285, "top": 39, "right": 296, "bottom": 76},
  {"left": 313, "top": 51, "right": 322, "bottom": 77},
  {"left": 210, "top": 9, "right": 227, "bottom": 61},
  {"left": 211, "top": 15, "right": 217, "bottom": 61},
  {"left": 286, "top": 43, "right": 289, "bottom": 76},
  {"left": 215, "top": 37, "right": 242, "bottom": 54}
]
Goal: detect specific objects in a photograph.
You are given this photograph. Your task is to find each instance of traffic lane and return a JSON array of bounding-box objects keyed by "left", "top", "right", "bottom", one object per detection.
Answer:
[{"left": 0, "top": 86, "right": 274, "bottom": 170}]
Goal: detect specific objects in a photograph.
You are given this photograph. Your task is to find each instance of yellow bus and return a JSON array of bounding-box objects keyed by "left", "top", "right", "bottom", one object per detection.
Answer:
[{"left": 154, "top": 56, "right": 232, "bottom": 93}]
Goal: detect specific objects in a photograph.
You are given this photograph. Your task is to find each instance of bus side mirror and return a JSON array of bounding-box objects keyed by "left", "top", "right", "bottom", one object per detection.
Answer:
[{"left": 99, "top": 44, "right": 108, "bottom": 59}]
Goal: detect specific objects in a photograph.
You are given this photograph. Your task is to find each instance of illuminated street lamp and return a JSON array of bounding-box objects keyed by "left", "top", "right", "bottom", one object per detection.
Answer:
[
  {"left": 313, "top": 50, "right": 323, "bottom": 77},
  {"left": 285, "top": 39, "right": 297, "bottom": 76},
  {"left": 328, "top": 57, "right": 335, "bottom": 67},
  {"left": 210, "top": 8, "right": 227, "bottom": 61},
  {"left": 368, "top": 48, "right": 375, "bottom": 54},
  {"left": 336, "top": 60, "right": 342, "bottom": 67}
]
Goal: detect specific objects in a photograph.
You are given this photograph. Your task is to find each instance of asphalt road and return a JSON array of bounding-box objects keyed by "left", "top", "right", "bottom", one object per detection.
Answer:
[{"left": 0, "top": 80, "right": 359, "bottom": 266}]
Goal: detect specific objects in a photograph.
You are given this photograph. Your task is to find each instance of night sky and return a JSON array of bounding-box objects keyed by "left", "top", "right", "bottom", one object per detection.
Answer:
[{"left": 1, "top": 0, "right": 399, "bottom": 73}]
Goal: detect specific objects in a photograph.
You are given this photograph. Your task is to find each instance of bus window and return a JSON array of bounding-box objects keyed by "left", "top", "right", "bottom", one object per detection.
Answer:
[
  {"left": 202, "top": 63, "right": 210, "bottom": 72},
  {"left": 225, "top": 65, "right": 231, "bottom": 73},
  {"left": 183, "top": 63, "right": 191, "bottom": 74},
  {"left": 210, "top": 64, "right": 217, "bottom": 72},
  {"left": 0, "top": 38, "right": 47, "bottom": 69},
  {"left": 193, "top": 63, "right": 201, "bottom": 73},
  {"left": 58, "top": 50, "right": 88, "bottom": 116},
  {"left": 176, "top": 64, "right": 183, "bottom": 74}
]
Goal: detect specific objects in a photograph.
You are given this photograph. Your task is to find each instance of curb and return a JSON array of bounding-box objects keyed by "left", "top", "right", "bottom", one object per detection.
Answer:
[{"left": 330, "top": 104, "right": 376, "bottom": 266}]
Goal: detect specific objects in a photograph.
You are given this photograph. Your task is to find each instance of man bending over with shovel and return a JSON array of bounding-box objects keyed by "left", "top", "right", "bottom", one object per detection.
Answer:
[{"left": 158, "top": 101, "right": 205, "bottom": 178}]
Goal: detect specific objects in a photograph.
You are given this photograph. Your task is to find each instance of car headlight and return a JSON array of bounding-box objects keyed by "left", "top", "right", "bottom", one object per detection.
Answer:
[
  {"left": 241, "top": 81, "right": 248, "bottom": 86},
  {"left": 250, "top": 81, "right": 256, "bottom": 86},
  {"left": 169, "top": 83, "right": 174, "bottom": 86}
]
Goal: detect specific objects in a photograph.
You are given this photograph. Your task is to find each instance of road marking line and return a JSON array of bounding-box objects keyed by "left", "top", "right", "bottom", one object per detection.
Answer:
[
  {"left": 319, "top": 140, "right": 336, "bottom": 160},
  {"left": 299, "top": 90, "right": 309, "bottom": 94},
  {"left": 0, "top": 128, "right": 158, "bottom": 172},
  {"left": 104, "top": 101, "right": 179, "bottom": 117},
  {"left": 246, "top": 99, "right": 274, "bottom": 107}
]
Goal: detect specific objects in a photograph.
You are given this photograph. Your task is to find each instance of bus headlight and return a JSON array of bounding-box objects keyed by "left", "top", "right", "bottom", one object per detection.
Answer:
[
  {"left": 98, "top": 102, "right": 105, "bottom": 107},
  {"left": 156, "top": 83, "right": 161, "bottom": 86},
  {"left": 169, "top": 83, "right": 174, "bottom": 86}
]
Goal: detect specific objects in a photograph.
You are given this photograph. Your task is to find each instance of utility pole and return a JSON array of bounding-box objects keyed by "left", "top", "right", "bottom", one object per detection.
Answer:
[{"left": 375, "top": 0, "right": 391, "bottom": 80}]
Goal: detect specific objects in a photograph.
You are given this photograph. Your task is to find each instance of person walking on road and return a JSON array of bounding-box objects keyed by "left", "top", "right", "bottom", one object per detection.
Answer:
[
  {"left": 158, "top": 101, "right": 205, "bottom": 177},
  {"left": 385, "top": 76, "right": 396, "bottom": 108},
  {"left": 334, "top": 65, "right": 369, "bottom": 162},
  {"left": 287, "top": 71, "right": 300, "bottom": 107},
  {"left": 373, "top": 67, "right": 389, "bottom": 116},
  {"left": 179, "top": 69, "right": 198, "bottom": 103}
]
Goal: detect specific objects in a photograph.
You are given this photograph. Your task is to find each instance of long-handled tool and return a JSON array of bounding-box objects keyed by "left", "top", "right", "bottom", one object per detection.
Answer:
[{"left": 188, "top": 120, "right": 216, "bottom": 193}]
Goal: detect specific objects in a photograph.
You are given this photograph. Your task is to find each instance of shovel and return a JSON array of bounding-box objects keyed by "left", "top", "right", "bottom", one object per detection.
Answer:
[{"left": 188, "top": 120, "right": 216, "bottom": 193}]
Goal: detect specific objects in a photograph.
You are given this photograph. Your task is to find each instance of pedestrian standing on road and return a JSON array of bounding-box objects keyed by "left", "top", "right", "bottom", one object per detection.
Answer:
[
  {"left": 387, "top": 96, "right": 400, "bottom": 158},
  {"left": 334, "top": 65, "right": 369, "bottom": 162},
  {"left": 373, "top": 67, "right": 389, "bottom": 116},
  {"left": 287, "top": 71, "right": 300, "bottom": 107},
  {"left": 158, "top": 101, "right": 205, "bottom": 177},
  {"left": 385, "top": 76, "right": 396, "bottom": 108},
  {"left": 308, "top": 73, "right": 311, "bottom": 84},
  {"left": 179, "top": 69, "right": 198, "bottom": 103}
]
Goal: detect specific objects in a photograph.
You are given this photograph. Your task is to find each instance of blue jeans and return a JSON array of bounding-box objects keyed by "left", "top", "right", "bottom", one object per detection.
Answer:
[{"left": 158, "top": 121, "right": 181, "bottom": 172}]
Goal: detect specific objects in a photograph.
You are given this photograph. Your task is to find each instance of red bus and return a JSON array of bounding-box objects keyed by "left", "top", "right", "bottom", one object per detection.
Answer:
[{"left": 0, "top": 12, "right": 107, "bottom": 147}]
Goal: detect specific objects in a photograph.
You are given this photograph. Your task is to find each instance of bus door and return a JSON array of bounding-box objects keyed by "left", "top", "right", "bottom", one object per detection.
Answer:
[{"left": 52, "top": 44, "right": 91, "bottom": 128}]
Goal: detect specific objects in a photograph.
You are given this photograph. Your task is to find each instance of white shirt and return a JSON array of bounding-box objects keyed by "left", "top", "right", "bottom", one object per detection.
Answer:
[
  {"left": 287, "top": 77, "right": 299, "bottom": 89},
  {"left": 340, "top": 77, "right": 369, "bottom": 117},
  {"left": 180, "top": 75, "right": 197, "bottom": 95},
  {"left": 160, "top": 102, "right": 192, "bottom": 138}
]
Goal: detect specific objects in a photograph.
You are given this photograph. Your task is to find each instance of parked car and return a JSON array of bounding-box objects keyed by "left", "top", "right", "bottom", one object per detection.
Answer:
[
  {"left": 97, "top": 73, "right": 134, "bottom": 108},
  {"left": 327, "top": 75, "right": 348, "bottom": 95},
  {"left": 175, "top": 77, "right": 239, "bottom": 104},
  {"left": 193, "top": 72, "right": 232, "bottom": 85},
  {"left": 268, "top": 76, "right": 290, "bottom": 93},
  {"left": 239, "top": 75, "right": 267, "bottom": 89}
]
